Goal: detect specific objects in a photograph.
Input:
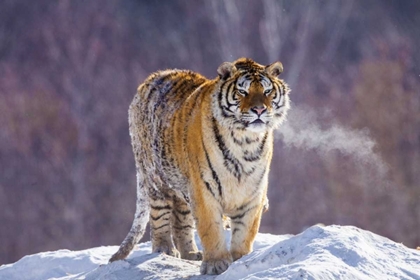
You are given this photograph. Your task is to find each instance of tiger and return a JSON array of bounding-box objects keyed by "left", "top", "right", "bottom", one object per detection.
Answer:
[{"left": 109, "top": 58, "right": 290, "bottom": 275}]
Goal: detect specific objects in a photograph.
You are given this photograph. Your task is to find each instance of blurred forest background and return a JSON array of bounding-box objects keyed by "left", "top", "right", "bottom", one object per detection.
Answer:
[{"left": 1, "top": 0, "right": 419, "bottom": 265}]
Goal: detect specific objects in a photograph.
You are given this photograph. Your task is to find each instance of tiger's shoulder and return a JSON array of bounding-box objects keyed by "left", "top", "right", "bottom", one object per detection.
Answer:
[{"left": 129, "top": 68, "right": 212, "bottom": 127}]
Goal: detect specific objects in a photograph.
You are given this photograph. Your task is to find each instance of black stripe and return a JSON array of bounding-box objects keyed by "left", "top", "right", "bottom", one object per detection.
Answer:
[
  {"left": 221, "top": 105, "right": 236, "bottom": 117},
  {"left": 241, "top": 73, "right": 252, "bottom": 80},
  {"left": 217, "top": 80, "right": 229, "bottom": 108},
  {"left": 243, "top": 132, "right": 268, "bottom": 162},
  {"left": 218, "top": 79, "right": 238, "bottom": 118},
  {"left": 153, "top": 223, "right": 170, "bottom": 231},
  {"left": 277, "top": 83, "right": 285, "bottom": 109},
  {"left": 226, "top": 98, "right": 238, "bottom": 108},
  {"left": 246, "top": 137, "right": 258, "bottom": 144},
  {"left": 204, "top": 181, "right": 216, "bottom": 198},
  {"left": 244, "top": 154, "right": 260, "bottom": 162},
  {"left": 173, "top": 212, "right": 183, "bottom": 224},
  {"left": 231, "top": 211, "right": 246, "bottom": 220},
  {"left": 272, "top": 80, "right": 278, "bottom": 95},
  {"left": 169, "top": 75, "right": 198, "bottom": 100},
  {"left": 272, "top": 83, "right": 279, "bottom": 102},
  {"left": 196, "top": 153, "right": 217, "bottom": 198},
  {"left": 144, "top": 73, "right": 161, "bottom": 103},
  {"left": 225, "top": 82, "right": 238, "bottom": 107},
  {"left": 175, "top": 209, "right": 191, "bottom": 215},
  {"left": 173, "top": 225, "right": 194, "bottom": 230},
  {"left": 258, "top": 73, "right": 268, "bottom": 84},
  {"left": 212, "top": 117, "right": 243, "bottom": 181},
  {"left": 230, "top": 132, "right": 260, "bottom": 146},
  {"left": 237, "top": 200, "right": 252, "bottom": 212},
  {"left": 151, "top": 205, "right": 172, "bottom": 211},
  {"left": 244, "top": 166, "right": 257, "bottom": 177},
  {"left": 231, "top": 205, "right": 258, "bottom": 220},
  {"left": 255, "top": 166, "right": 267, "bottom": 187},
  {"left": 150, "top": 211, "right": 171, "bottom": 221},
  {"left": 275, "top": 82, "right": 287, "bottom": 109},
  {"left": 220, "top": 102, "right": 235, "bottom": 116},
  {"left": 230, "top": 131, "right": 243, "bottom": 145},
  {"left": 246, "top": 168, "right": 268, "bottom": 200},
  {"left": 233, "top": 220, "right": 245, "bottom": 226},
  {"left": 182, "top": 192, "right": 190, "bottom": 204},
  {"left": 279, "top": 80, "right": 286, "bottom": 95},
  {"left": 225, "top": 81, "right": 236, "bottom": 98},
  {"left": 202, "top": 140, "right": 223, "bottom": 198}
]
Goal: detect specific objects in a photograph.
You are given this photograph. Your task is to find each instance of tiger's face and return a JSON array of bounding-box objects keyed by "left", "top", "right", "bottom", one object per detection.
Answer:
[{"left": 215, "top": 58, "right": 290, "bottom": 133}]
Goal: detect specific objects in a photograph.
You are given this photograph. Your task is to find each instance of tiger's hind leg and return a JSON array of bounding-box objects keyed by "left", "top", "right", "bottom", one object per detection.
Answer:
[
  {"left": 172, "top": 196, "right": 202, "bottom": 260},
  {"left": 149, "top": 195, "right": 180, "bottom": 258}
]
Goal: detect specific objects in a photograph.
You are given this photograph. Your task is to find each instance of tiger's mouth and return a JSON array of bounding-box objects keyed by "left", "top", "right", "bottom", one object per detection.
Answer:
[
  {"left": 250, "top": 119, "right": 265, "bottom": 125},
  {"left": 242, "top": 118, "right": 268, "bottom": 132},
  {"left": 243, "top": 118, "right": 266, "bottom": 127}
]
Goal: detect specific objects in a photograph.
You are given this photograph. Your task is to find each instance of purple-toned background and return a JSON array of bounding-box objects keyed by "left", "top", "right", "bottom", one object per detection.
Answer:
[{"left": 1, "top": 0, "right": 419, "bottom": 265}]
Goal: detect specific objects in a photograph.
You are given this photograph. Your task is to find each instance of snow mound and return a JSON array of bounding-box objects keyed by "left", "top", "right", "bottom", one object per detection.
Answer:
[
  {"left": 1, "top": 225, "right": 419, "bottom": 280},
  {"left": 219, "top": 225, "right": 420, "bottom": 280}
]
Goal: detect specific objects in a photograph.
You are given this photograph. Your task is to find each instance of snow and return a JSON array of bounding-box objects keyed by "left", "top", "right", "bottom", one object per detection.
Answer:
[{"left": 1, "top": 225, "right": 419, "bottom": 280}]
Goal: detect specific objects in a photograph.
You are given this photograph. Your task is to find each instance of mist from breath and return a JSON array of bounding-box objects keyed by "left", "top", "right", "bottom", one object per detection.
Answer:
[{"left": 277, "top": 106, "right": 389, "bottom": 186}]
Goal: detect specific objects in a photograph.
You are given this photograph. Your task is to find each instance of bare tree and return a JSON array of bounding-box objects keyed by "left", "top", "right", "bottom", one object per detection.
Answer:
[{"left": 206, "top": 0, "right": 250, "bottom": 61}]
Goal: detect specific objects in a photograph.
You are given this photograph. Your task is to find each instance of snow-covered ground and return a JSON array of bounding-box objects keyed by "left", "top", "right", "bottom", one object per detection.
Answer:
[{"left": 1, "top": 225, "right": 419, "bottom": 280}]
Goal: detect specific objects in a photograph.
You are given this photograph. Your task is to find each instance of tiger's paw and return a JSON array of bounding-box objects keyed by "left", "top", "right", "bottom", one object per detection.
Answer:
[
  {"left": 182, "top": 250, "right": 203, "bottom": 261},
  {"left": 200, "top": 257, "right": 232, "bottom": 275},
  {"left": 231, "top": 250, "right": 249, "bottom": 261},
  {"left": 153, "top": 246, "right": 181, "bottom": 258}
]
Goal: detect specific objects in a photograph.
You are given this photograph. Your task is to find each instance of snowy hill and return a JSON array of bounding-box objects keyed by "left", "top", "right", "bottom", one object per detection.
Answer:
[{"left": 1, "top": 225, "right": 419, "bottom": 280}]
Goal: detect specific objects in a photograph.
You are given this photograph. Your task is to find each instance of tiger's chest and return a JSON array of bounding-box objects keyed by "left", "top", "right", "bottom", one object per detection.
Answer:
[
  {"left": 201, "top": 130, "right": 273, "bottom": 212},
  {"left": 218, "top": 161, "right": 269, "bottom": 213}
]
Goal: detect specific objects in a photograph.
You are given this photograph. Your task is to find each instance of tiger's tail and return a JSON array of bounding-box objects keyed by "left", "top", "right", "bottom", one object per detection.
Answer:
[{"left": 109, "top": 173, "right": 150, "bottom": 262}]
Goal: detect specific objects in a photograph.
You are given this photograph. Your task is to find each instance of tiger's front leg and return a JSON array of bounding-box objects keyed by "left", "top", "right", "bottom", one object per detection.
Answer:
[
  {"left": 191, "top": 186, "right": 233, "bottom": 275},
  {"left": 230, "top": 200, "right": 264, "bottom": 261}
]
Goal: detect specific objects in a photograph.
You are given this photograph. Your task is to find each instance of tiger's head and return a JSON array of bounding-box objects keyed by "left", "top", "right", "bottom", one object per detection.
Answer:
[{"left": 214, "top": 58, "right": 290, "bottom": 133}]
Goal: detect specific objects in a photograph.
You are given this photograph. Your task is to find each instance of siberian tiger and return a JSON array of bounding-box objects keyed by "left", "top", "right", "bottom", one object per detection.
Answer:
[{"left": 109, "top": 58, "right": 291, "bottom": 275}]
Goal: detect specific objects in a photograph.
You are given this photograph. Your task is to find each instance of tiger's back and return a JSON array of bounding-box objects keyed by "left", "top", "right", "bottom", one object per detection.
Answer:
[
  {"left": 129, "top": 69, "right": 209, "bottom": 194},
  {"left": 110, "top": 58, "right": 290, "bottom": 275}
]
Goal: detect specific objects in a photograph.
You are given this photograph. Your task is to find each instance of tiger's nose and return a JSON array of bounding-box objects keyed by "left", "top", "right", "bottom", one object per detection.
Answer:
[{"left": 251, "top": 105, "right": 267, "bottom": 116}]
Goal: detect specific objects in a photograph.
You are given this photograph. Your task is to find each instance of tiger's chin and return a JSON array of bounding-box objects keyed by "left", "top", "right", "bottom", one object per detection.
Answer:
[{"left": 244, "top": 119, "right": 270, "bottom": 133}]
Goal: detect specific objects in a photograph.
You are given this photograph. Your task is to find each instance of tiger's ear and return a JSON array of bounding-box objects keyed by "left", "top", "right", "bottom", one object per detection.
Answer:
[
  {"left": 217, "top": 62, "right": 237, "bottom": 80},
  {"left": 265, "top": 62, "right": 284, "bottom": 77}
]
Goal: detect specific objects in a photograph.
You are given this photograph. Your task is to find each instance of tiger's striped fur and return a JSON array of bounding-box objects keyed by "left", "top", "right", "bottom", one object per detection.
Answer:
[{"left": 109, "top": 58, "right": 290, "bottom": 275}]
